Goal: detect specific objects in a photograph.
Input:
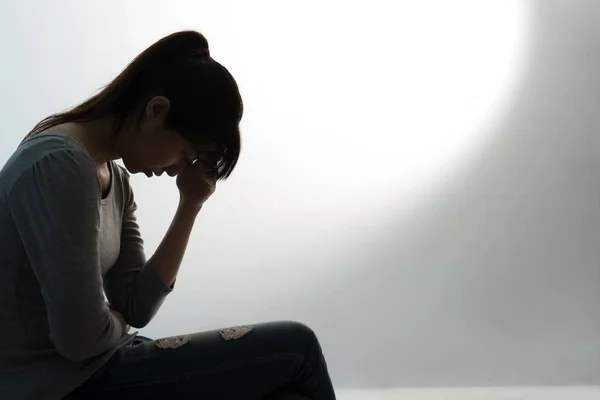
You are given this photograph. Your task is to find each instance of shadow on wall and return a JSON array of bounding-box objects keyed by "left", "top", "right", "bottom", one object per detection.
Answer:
[{"left": 285, "top": 0, "right": 600, "bottom": 388}]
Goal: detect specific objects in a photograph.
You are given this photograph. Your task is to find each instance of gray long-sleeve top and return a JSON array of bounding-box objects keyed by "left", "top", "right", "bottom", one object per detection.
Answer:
[{"left": 0, "top": 134, "right": 172, "bottom": 399}]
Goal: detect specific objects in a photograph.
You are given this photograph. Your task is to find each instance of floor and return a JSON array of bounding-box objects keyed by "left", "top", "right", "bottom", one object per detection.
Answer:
[{"left": 335, "top": 387, "right": 600, "bottom": 400}]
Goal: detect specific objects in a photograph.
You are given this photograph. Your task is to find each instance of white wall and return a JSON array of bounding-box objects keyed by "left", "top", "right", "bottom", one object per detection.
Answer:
[{"left": 1, "top": 0, "right": 600, "bottom": 390}]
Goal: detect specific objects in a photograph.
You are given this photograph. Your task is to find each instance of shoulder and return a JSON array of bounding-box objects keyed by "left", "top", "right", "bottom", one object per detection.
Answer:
[
  {"left": 0, "top": 134, "right": 98, "bottom": 198},
  {"left": 15, "top": 134, "right": 96, "bottom": 172}
]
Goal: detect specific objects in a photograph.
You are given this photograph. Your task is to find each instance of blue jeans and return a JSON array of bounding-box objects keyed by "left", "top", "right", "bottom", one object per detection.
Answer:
[{"left": 65, "top": 321, "right": 336, "bottom": 399}]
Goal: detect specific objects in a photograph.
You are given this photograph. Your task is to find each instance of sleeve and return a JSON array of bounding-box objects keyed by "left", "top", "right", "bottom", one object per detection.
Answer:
[
  {"left": 8, "top": 148, "right": 125, "bottom": 362},
  {"left": 103, "top": 169, "right": 173, "bottom": 329}
]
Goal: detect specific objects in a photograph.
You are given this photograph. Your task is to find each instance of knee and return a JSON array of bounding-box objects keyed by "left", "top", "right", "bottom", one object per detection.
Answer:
[
  {"left": 281, "top": 321, "right": 328, "bottom": 371},
  {"left": 281, "top": 320, "right": 321, "bottom": 349}
]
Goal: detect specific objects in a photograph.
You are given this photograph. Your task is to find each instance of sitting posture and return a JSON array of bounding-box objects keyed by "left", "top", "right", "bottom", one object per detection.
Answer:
[{"left": 0, "top": 30, "right": 336, "bottom": 400}]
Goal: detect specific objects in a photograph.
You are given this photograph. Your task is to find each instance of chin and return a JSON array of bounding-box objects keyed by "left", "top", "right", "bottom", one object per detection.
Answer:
[{"left": 120, "top": 158, "right": 138, "bottom": 174}]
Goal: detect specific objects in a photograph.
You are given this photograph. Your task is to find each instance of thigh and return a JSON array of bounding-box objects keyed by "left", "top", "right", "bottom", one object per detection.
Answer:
[{"left": 76, "top": 321, "right": 322, "bottom": 400}]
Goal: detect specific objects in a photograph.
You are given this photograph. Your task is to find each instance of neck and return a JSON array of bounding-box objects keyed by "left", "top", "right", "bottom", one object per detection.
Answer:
[{"left": 60, "top": 118, "right": 125, "bottom": 165}]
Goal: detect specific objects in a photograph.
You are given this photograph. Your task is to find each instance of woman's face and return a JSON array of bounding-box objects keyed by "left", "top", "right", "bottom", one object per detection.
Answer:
[{"left": 121, "top": 97, "right": 213, "bottom": 177}]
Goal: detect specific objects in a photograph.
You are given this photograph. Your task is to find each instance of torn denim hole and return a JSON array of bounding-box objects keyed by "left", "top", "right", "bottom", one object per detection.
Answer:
[
  {"left": 220, "top": 325, "right": 253, "bottom": 340},
  {"left": 155, "top": 335, "right": 191, "bottom": 349}
]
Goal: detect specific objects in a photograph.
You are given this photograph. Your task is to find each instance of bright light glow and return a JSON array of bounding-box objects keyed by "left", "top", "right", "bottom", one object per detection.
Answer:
[
  {"left": 4, "top": 0, "right": 527, "bottom": 284},
  {"left": 231, "top": 0, "right": 529, "bottom": 213},
  {"left": 229, "top": 0, "right": 528, "bottom": 206},
  {"left": 119, "top": 0, "right": 529, "bottom": 281}
]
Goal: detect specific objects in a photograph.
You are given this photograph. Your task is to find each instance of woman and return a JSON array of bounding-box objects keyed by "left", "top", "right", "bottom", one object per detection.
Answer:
[{"left": 0, "top": 31, "right": 336, "bottom": 400}]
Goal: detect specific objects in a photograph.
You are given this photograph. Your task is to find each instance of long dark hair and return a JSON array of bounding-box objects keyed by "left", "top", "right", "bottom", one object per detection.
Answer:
[{"left": 25, "top": 30, "right": 243, "bottom": 180}]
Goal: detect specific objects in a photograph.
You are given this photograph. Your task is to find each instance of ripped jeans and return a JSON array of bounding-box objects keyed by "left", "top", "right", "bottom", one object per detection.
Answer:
[{"left": 64, "top": 321, "right": 336, "bottom": 400}]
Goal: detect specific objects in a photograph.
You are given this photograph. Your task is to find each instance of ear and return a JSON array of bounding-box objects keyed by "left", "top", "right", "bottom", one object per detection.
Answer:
[{"left": 145, "top": 96, "right": 171, "bottom": 122}]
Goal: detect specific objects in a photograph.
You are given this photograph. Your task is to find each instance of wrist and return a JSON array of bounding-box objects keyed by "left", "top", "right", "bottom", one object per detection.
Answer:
[{"left": 177, "top": 198, "right": 203, "bottom": 215}]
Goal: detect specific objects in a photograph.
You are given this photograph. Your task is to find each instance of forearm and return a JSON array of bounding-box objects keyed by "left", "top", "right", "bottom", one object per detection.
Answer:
[{"left": 146, "top": 200, "right": 201, "bottom": 287}]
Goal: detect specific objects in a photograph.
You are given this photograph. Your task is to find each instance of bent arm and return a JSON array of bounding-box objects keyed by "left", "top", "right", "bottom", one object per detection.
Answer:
[
  {"left": 9, "top": 149, "right": 125, "bottom": 362},
  {"left": 103, "top": 176, "right": 200, "bottom": 329}
]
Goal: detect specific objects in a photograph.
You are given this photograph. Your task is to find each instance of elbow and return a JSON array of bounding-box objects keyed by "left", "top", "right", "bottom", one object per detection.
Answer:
[
  {"left": 129, "top": 321, "right": 149, "bottom": 329},
  {"left": 126, "top": 313, "right": 153, "bottom": 329},
  {"left": 121, "top": 305, "right": 161, "bottom": 329}
]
